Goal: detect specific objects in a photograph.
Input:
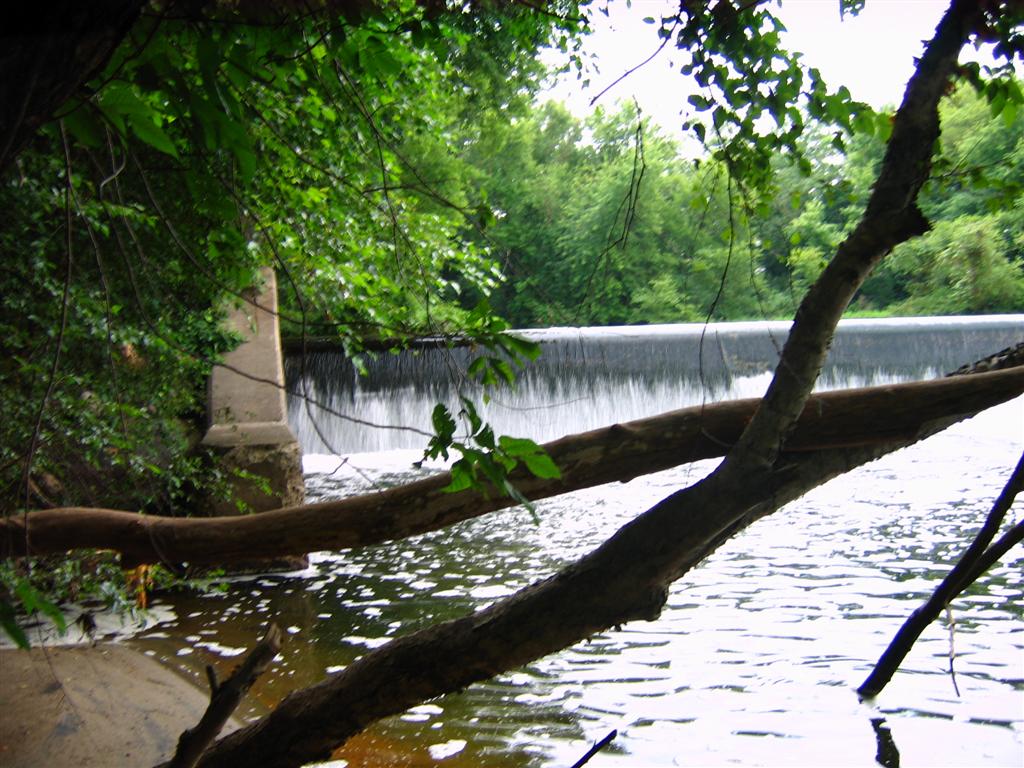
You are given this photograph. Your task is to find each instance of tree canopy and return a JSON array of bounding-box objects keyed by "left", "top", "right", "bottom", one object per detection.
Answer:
[{"left": 1, "top": 0, "right": 583, "bottom": 519}]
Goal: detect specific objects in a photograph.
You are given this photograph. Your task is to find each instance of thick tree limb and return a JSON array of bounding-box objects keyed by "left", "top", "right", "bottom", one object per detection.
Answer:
[
  {"left": 189, "top": 425, "right": 1000, "bottom": 768},
  {"left": 857, "top": 452, "right": 1024, "bottom": 699},
  {"left": 3, "top": 367, "right": 1021, "bottom": 565},
  {"left": 188, "top": 362, "right": 1015, "bottom": 767},
  {"left": 165, "top": 623, "right": 283, "bottom": 768},
  {"left": 722, "top": 0, "right": 983, "bottom": 474}
]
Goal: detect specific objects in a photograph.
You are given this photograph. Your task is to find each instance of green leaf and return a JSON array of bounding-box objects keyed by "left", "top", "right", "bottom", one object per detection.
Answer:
[
  {"left": 98, "top": 82, "right": 179, "bottom": 158},
  {"left": 218, "top": 118, "right": 256, "bottom": 180},
  {"left": 62, "top": 107, "right": 104, "bottom": 148},
  {"left": 188, "top": 92, "right": 221, "bottom": 151},
  {"left": 444, "top": 461, "right": 475, "bottom": 493},
  {"left": 431, "top": 403, "right": 456, "bottom": 442},
  {"left": 522, "top": 451, "right": 561, "bottom": 479},
  {"left": 127, "top": 112, "right": 179, "bottom": 158},
  {"left": 460, "top": 397, "right": 483, "bottom": 434},
  {"left": 14, "top": 580, "right": 67, "bottom": 635},
  {"left": 499, "top": 436, "right": 561, "bottom": 479},
  {"left": 851, "top": 109, "right": 876, "bottom": 136},
  {"left": 491, "top": 358, "right": 515, "bottom": 385},
  {"left": 0, "top": 599, "right": 29, "bottom": 649},
  {"left": 1000, "top": 98, "right": 1018, "bottom": 128},
  {"left": 497, "top": 435, "right": 536, "bottom": 455},
  {"left": 467, "top": 357, "right": 487, "bottom": 379},
  {"left": 875, "top": 112, "right": 893, "bottom": 142},
  {"left": 687, "top": 94, "right": 713, "bottom": 112},
  {"left": 197, "top": 35, "right": 221, "bottom": 86},
  {"left": 500, "top": 333, "right": 541, "bottom": 362},
  {"left": 476, "top": 425, "right": 496, "bottom": 451}
]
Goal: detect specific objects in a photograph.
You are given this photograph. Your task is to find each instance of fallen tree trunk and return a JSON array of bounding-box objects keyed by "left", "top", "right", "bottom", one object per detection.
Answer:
[
  {"left": 190, "top": 431, "right": 985, "bottom": 768},
  {"left": 189, "top": 357, "right": 1022, "bottom": 768},
  {"left": 4, "top": 366, "right": 1021, "bottom": 565}
]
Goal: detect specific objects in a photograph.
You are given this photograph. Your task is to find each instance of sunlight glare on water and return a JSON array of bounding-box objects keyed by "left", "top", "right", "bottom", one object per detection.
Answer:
[
  {"left": 133, "top": 396, "right": 1023, "bottom": 767},
  {"left": 132, "top": 319, "right": 1024, "bottom": 766}
]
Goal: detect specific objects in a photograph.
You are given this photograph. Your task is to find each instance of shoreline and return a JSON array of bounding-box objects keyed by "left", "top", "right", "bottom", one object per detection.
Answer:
[{"left": 0, "top": 642, "right": 241, "bottom": 768}]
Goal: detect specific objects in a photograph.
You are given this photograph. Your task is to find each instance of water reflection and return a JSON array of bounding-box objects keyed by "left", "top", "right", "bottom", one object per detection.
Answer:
[
  {"left": 871, "top": 718, "right": 901, "bottom": 768},
  {"left": 125, "top": 397, "right": 1024, "bottom": 766}
]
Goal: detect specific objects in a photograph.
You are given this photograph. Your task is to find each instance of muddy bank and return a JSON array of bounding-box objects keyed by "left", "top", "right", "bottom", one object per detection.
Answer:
[{"left": 0, "top": 643, "right": 239, "bottom": 768}]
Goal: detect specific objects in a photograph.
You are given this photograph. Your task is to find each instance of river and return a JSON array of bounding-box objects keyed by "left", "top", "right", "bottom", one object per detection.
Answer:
[{"left": 134, "top": 317, "right": 1022, "bottom": 766}]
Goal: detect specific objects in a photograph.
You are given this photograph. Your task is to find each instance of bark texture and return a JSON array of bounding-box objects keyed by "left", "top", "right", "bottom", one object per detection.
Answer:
[
  {"left": 192, "top": 423, "right": 1011, "bottom": 768},
  {"left": 722, "top": 0, "right": 984, "bottom": 473},
  {"left": 3, "top": 368, "right": 1021, "bottom": 565}
]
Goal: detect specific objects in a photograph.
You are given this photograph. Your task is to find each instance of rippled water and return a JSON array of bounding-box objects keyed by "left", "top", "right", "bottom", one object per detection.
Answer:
[{"left": 128, "top": 395, "right": 1024, "bottom": 767}]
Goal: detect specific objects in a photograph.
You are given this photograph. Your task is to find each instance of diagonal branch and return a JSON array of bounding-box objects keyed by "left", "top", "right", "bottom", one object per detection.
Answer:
[
  {"left": 721, "top": 0, "right": 984, "bottom": 474},
  {"left": 180, "top": 5, "right": 993, "bottom": 765},
  {"left": 166, "top": 623, "right": 283, "bottom": 768},
  {"left": 857, "top": 451, "right": 1024, "bottom": 698},
  {"left": 189, "top": 415, "right": 1011, "bottom": 768}
]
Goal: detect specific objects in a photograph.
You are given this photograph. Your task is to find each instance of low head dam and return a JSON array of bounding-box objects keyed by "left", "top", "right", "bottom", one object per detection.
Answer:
[{"left": 284, "top": 314, "right": 1024, "bottom": 454}]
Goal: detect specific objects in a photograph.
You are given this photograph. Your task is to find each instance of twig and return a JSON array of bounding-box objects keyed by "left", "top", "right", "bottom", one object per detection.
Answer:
[
  {"left": 945, "top": 605, "right": 960, "bottom": 697},
  {"left": 588, "top": 14, "right": 681, "bottom": 107},
  {"left": 20, "top": 121, "right": 76, "bottom": 511},
  {"left": 573, "top": 108, "right": 646, "bottom": 324},
  {"left": 569, "top": 729, "right": 617, "bottom": 768},
  {"left": 166, "top": 623, "right": 283, "bottom": 768},
  {"left": 858, "top": 451, "right": 1024, "bottom": 698},
  {"left": 869, "top": 718, "right": 900, "bottom": 768}
]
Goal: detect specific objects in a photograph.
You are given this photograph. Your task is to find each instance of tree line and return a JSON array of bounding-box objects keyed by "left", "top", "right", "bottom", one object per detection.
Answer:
[{"left": 459, "top": 88, "right": 1024, "bottom": 328}]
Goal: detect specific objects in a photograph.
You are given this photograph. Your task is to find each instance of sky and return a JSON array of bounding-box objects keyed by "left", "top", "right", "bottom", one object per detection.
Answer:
[{"left": 543, "top": 0, "right": 978, "bottom": 136}]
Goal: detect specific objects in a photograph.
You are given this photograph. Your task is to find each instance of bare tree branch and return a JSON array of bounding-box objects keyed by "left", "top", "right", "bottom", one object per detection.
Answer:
[
  {"left": 165, "top": 623, "right": 283, "bottom": 768},
  {"left": 857, "top": 451, "right": 1024, "bottom": 698}
]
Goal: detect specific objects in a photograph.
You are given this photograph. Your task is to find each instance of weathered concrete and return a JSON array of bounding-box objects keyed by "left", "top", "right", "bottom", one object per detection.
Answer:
[{"left": 202, "top": 269, "right": 304, "bottom": 518}]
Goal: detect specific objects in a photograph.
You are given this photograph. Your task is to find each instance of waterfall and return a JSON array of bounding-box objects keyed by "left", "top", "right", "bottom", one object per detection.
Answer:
[{"left": 286, "top": 315, "right": 1023, "bottom": 454}]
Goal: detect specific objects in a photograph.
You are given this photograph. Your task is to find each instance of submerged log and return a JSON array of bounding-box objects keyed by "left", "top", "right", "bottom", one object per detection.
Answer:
[{"left": 2, "top": 366, "right": 1021, "bottom": 566}]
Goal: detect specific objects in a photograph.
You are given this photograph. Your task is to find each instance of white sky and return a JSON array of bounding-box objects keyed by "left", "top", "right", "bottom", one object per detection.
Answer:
[{"left": 543, "top": 0, "right": 971, "bottom": 136}]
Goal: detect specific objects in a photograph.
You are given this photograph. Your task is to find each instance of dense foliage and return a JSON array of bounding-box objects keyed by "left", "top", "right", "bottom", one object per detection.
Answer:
[
  {"left": 460, "top": 87, "right": 1024, "bottom": 328},
  {"left": 0, "top": 1, "right": 582, "bottom": 627},
  {"left": 1, "top": 3, "right": 581, "bottom": 515}
]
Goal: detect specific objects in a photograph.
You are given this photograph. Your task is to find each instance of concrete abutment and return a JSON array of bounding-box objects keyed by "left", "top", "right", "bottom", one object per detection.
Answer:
[{"left": 202, "top": 268, "right": 305, "bottom": 521}]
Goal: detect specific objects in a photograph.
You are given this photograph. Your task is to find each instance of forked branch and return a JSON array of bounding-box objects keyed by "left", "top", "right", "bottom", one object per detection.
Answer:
[
  {"left": 858, "top": 453, "right": 1024, "bottom": 698},
  {"left": 165, "top": 623, "right": 283, "bottom": 768}
]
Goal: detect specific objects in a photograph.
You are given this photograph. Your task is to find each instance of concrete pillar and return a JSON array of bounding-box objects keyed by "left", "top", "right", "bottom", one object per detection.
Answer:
[{"left": 202, "top": 268, "right": 304, "bottom": 516}]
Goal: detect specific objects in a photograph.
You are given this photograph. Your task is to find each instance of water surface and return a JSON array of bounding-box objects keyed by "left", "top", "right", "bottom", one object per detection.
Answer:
[{"left": 132, "top": 396, "right": 1023, "bottom": 767}]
